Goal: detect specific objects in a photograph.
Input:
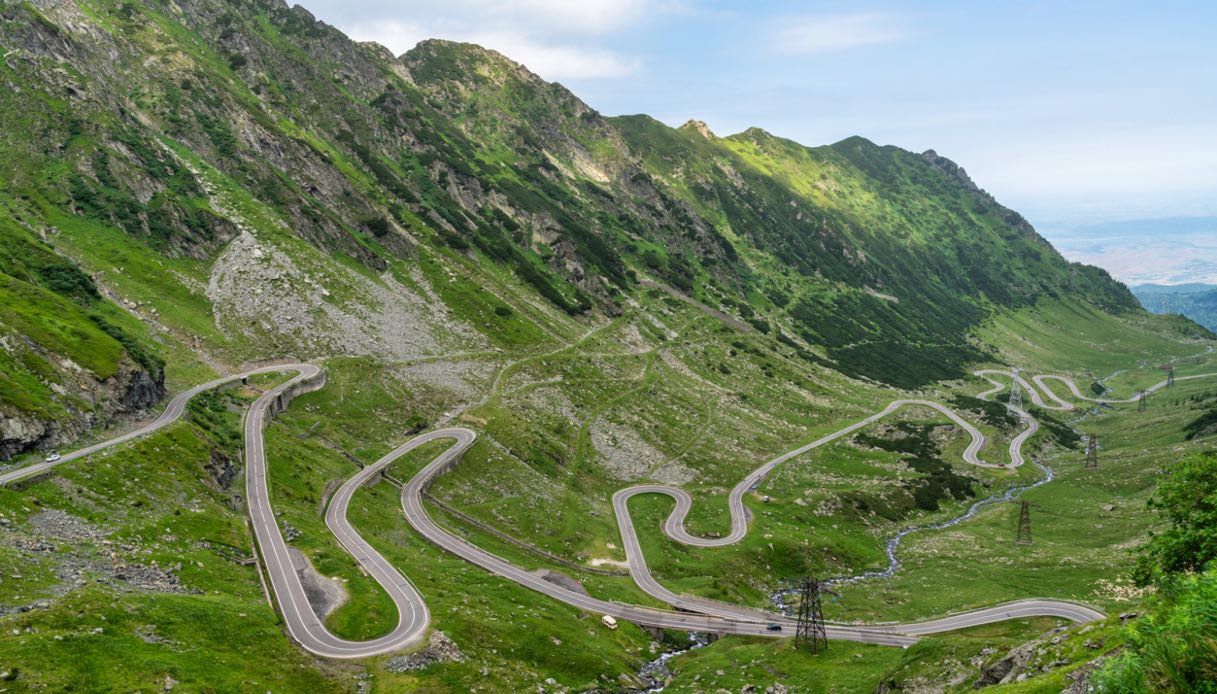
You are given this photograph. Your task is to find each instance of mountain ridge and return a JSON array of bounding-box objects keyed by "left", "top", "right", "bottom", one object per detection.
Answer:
[
  {"left": 0, "top": 0, "right": 1166, "bottom": 459},
  {"left": 2, "top": 3, "right": 1216, "bottom": 693}
]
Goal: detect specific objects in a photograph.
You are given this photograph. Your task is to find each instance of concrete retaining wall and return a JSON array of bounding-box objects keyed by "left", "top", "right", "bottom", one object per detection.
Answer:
[{"left": 264, "top": 368, "right": 327, "bottom": 424}]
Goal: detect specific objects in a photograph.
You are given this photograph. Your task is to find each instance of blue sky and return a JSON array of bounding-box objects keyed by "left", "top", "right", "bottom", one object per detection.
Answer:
[{"left": 297, "top": 1, "right": 1217, "bottom": 278}]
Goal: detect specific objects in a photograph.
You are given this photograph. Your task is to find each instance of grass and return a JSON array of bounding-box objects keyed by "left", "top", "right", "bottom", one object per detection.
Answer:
[
  {"left": 0, "top": 297, "right": 1210, "bottom": 690},
  {"left": 658, "top": 616, "right": 1091, "bottom": 693},
  {"left": 32, "top": 199, "right": 229, "bottom": 372},
  {"left": 0, "top": 380, "right": 351, "bottom": 691},
  {"left": 0, "top": 588, "right": 346, "bottom": 692},
  {"left": 5, "top": 1, "right": 1214, "bottom": 688},
  {"left": 254, "top": 359, "right": 666, "bottom": 691},
  {"left": 829, "top": 367, "right": 1217, "bottom": 623},
  {"left": 981, "top": 299, "right": 1207, "bottom": 376},
  {"left": 0, "top": 273, "right": 125, "bottom": 407}
]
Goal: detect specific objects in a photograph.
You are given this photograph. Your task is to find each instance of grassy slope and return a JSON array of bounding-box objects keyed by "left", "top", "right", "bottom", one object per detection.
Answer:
[
  {"left": 0, "top": 293, "right": 1209, "bottom": 691},
  {"left": 0, "top": 2, "right": 1213, "bottom": 692},
  {"left": 0, "top": 216, "right": 174, "bottom": 421},
  {"left": 262, "top": 295, "right": 1211, "bottom": 692},
  {"left": 0, "top": 380, "right": 350, "bottom": 692}
]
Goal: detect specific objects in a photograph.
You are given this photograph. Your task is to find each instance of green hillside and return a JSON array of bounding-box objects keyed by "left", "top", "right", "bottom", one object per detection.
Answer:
[
  {"left": 0, "top": 1, "right": 1213, "bottom": 692},
  {"left": 1134, "top": 283, "right": 1217, "bottom": 331}
]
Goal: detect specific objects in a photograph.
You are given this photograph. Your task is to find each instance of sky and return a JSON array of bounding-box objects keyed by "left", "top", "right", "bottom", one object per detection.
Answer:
[{"left": 296, "top": 0, "right": 1217, "bottom": 282}]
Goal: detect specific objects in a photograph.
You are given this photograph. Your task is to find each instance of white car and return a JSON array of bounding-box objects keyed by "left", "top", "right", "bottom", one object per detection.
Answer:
[{"left": 45, "top": 453, "right": 61, "bottom": 463}]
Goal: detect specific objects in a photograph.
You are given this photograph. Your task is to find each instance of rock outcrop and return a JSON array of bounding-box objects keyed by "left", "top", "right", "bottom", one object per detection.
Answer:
[
  {"left": 0, "top": 359, "right": 164, "bottom": 461},
  {"left": 385, "top": 631, "right": 465, "bottom": 672}
]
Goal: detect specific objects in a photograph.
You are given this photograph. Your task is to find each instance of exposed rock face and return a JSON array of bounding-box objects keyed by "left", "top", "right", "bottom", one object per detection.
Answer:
[
  {"left": 0, "top": 360, "right": 164, "bottom": 461},
  {"left": 680, "top": 119, "right": 715, "bottom": 139},
  {"left": 288, "top": 547, "right": 347, "bottom": 619},
  {"left": 530, "top": 568, "right": 589, "bottom": 596},
  {"left": 921, "top": 149, "right": 983, "bottom": 195},
  {"left": 385, "top": 631, "right": 464, "bottom": 672},
  {"left": 0, "top": 417, "right": 51, "bottom": 461},
  {"left": 120, "top": 368, "right": 166, "bottom": 410},
  {"left": 972, "top": 641, "right": 1036, "bottom": 688},
  {"left": 205, "top": 448, "right": 236, "bottom": 489}
]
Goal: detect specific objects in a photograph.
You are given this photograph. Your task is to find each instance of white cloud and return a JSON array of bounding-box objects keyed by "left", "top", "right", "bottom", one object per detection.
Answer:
[
  {"left": 469, "top": 0, "right": 653, "bottom": 34},
  {"left": 318, "top": 0, "right": 659, "bottom": 80},
  {"left": 772, "top": 13, "right": 907, "bottom": 54},
  {"left": 345, "top": 20, "right": 429, "bottom": 56},
  {"left": 345, "top": 20, "right": 640, "bottom": 79}
]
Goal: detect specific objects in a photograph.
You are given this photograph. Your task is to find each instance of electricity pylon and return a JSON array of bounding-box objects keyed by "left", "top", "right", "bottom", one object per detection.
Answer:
[
  {"left": 1085, "top": 434, "right": 1099, "bottom": 469},
  {"left": 1015, "top": 500, "right": 1032, "bottom": 545},
  {"left": 794, "top": 577, "right": 828, "bottom": 654},
  {"left": 1008, "top": 368, "right": 1023, "bottom": 410}
]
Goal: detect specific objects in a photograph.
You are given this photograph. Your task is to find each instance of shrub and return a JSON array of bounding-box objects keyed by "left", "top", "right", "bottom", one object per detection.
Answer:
[
  {"left": 1134, "top": 451, "right": 1217, "bottom": 585},
  {"left": 37, "top": 262, "right": 99, "bottom": 304},
  {"left": 1093, "top": 569, "right": 1217, "bottom": 693},
  {"left": 361, "top": 215, "right": 391, "bottom": 237},
  {"left": 88, "top": 314, "right": 164, "bottom": 381}
]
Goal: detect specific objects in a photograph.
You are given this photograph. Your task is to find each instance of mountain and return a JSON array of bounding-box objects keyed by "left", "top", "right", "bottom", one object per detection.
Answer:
[
  {"left": 0, "top": 0, "right": 1144, "bottom": 443},
  {"left": 1, "top": 2, "right": 1214, "bottom": 692},
  {"left": 1134, "top": 283, "right": 1217, "bottom": 331},
  {"left": 1134, "top": 282, "right": 1217, "bottom": 295}
]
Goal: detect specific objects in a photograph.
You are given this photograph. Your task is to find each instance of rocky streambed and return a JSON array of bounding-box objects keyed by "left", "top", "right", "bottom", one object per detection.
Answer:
[{"left": 771, "top": 460, "right": 1056, "bottom": 610}]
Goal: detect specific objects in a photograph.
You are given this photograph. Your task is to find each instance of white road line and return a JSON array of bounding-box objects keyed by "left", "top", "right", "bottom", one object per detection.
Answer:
[{"left": 17, "top": 360, "right": 1205, "bottom": 654}]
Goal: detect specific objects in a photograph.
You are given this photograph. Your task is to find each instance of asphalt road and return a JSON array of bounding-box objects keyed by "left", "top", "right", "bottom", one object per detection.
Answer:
[
  {"left": 0, "top": 363, "right": 314, "bottom": 487},
  {"left": 11, "top": 361, "right": 1173, "bottom": 657},
  {"left": 243, "top": 363, "right": 442, "bottom": 659},
  {"left": 976, "top": 369, "right": 1217, "bottom": 412}
]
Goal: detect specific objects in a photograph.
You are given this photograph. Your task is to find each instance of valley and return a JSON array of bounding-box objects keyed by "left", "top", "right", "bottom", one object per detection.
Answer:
[
  {"left": 2, "top": 298, "right": 1213, "bottom": 691},
  {"left": 1, "top": 2, "right": 1215, "bottom": 692}
]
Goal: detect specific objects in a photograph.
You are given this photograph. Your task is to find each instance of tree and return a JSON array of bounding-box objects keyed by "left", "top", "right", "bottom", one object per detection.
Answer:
[{"left": 1134, "top": 451, "right": 1217, "bottom": 585}]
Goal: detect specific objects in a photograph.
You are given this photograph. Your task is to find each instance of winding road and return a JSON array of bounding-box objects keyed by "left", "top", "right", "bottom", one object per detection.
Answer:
[
  {"left": 8, "top": 359, "right": 1207, "bottom": 658},
  {"left": 0, "top": 363, "right": 309, "bottom": 487}
]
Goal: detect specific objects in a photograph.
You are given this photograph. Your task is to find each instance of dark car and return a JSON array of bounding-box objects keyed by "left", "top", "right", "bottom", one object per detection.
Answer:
[{"left": 766, "top": 623, "right": 782, "bottom": 632}]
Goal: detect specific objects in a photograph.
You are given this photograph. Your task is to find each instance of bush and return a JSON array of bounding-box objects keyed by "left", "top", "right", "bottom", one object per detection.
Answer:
[
  {"left": 88, "top": 314, "right": 164, "bottom": 381},
  {"left": 1134, "top": 451, "right": 1217, "bottom": 585},
  {"left": 1093, "top": 569, "right": 1217, "bottom": 693},
  {"left": 855, "top": 423, "right": 976, "bottom": 512},
  {"left": 37, "top": 263, "right": 99, "bottom": 304},
  {"left": 746, "top": 316, "right": 771, "bottom": 333},
  {"left": 361, "top": 215, "right": 391, "bottom": 237}
]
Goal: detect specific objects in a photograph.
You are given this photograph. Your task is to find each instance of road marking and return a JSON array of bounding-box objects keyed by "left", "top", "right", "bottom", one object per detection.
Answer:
[{"left": 9, "top": 361, "right": 1199, "bottom": 655}]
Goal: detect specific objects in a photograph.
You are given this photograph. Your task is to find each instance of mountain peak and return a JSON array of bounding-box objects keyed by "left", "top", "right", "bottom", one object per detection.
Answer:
[
  {"left": 740, "top": 126, "right": 776, "bottom": 140},
  {"left": 833, "top": 135, "right": 880, "bottom": 150},
  {"left": 679, "top": 119, "right": 715, "bottom": 139},
  {"left": 404, "top": 38, "right": 541, "bottom": 88},
  {"left": 920, "top": 149, "right": 981, "bottom": 194}
]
